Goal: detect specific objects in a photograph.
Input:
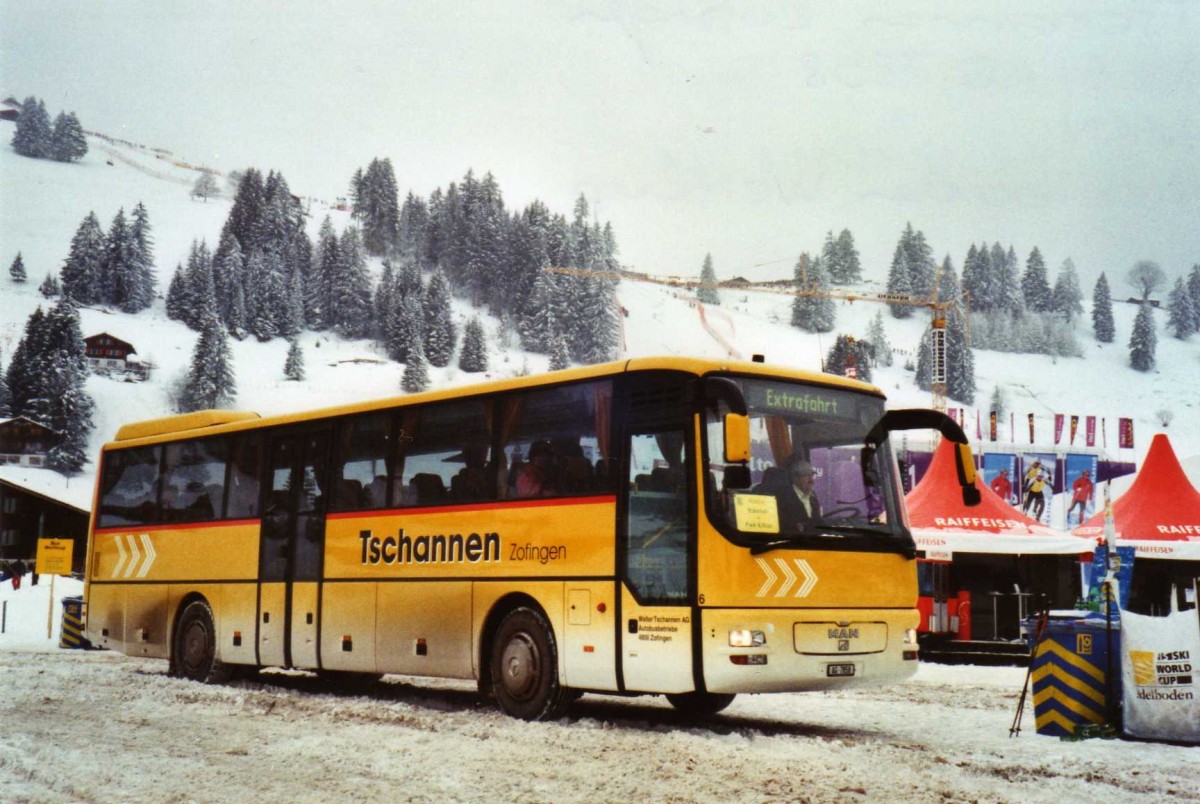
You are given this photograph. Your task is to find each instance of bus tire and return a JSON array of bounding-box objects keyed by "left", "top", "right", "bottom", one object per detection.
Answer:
[
  {"left": 173, "top": 599, "right": 231, "bottom": 684},
  {"left": 666, "top": 691, "right": 736, "bottom": 717},
  {"left": 489, "top": 607, "right": 571, "bottom": 720}
]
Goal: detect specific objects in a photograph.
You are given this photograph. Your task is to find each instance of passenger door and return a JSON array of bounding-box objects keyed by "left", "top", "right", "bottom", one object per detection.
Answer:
[
  {"left": 620, "top": 428, "right": 695, "bottom": 694},
  {"left": 258, "top": 429, "right": 331, "bottom": 669}
]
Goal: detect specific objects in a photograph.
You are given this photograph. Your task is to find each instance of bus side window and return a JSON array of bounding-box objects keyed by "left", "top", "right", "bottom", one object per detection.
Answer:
[
  {"left": 99, "top": 445, "right": 162, "bottom": 528},
  {"left": 400, "top": 399, "right": 494, "bottom": 506},
  {"left": 226, "top": 434, "right": 262, "bottom": 519},
  {"left": 501, "top": 380, "right": 612, "bottom": 499},
  {"left": 333, "top": 412, "right": 393, "bottom": 511},
  {"left": 161, "top": 438, "right": 229, "bottom": 524}
]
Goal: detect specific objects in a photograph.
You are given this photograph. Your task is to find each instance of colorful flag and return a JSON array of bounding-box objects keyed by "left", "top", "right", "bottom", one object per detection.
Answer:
[
  {"left": 1028, "top": 413, "right": 1035, "bottom": 444},
  {"left": 1054, "top": 414, "right": 1064, "bottom": 444},
  {"left": 1119, "top": 417, "right": 1134, "bottom": 449},
  {"left": 976, "top": 410, "right": 982, "bottom": 441},
  {"left": 1102, "top": 418, "right": 1107, "bottom": 448},
  {"left": 1069, "top": 415, "right": 1079, "bottom": 445},
  {"left": 989, "top": 411, "right": 997, "bottom": 442},
  {"left": 1086, "top": 415, "right": 1096, "bottom": 447},
  {"left": 1010, "top": 412, "right": 1015, "bottom": 443}
]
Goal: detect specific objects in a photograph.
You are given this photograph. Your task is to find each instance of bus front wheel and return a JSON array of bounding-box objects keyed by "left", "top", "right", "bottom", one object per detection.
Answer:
[
  {"left": 172, "top": 599, "right": 231, "bottom": 684},
  {"left": 666, "top": 691, "right": 736, "bottom": 717},
  {"left": 489, "top": 607, "right": 571, "bottom": 720}
]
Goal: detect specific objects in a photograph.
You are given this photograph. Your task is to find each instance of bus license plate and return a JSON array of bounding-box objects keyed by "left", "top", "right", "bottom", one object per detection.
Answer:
[{"left": 826, "top": 663, "right": 856, "bottom": 678}]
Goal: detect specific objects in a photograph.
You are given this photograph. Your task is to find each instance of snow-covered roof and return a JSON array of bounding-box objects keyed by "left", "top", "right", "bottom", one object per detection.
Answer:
[{"left": 0, "top": 465, "right": 94, "bottom": 512}]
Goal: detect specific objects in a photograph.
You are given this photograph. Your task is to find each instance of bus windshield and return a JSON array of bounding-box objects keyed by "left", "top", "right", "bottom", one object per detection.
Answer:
[{"left": 704, "top": 377, "right": 910, "bottom": 552}]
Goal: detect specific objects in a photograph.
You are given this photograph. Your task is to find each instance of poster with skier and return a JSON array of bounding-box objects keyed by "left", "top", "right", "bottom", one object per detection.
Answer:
[
  {"left": 1064, "top": 453, "right": 1099, "bottom": 527},
  {"left": 1019, "top": 453, "right": 1057, "bottom": 525},
  {"left": 981, "top": 453, "right": 1018, "bottom": 506}
]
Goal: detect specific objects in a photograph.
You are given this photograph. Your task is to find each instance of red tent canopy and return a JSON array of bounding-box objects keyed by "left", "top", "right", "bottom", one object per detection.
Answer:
[
  {"left": 907, "top": 439, "right": 1091, "bottom": 555},
  {"left": 1074, "top": 433, "right": 1200, "bottom": 560}
]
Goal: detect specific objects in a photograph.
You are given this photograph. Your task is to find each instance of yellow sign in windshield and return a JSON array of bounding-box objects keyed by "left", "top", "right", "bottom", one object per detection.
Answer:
[{"left": 733, "top": 494, "right": 780, "bottom": 533}]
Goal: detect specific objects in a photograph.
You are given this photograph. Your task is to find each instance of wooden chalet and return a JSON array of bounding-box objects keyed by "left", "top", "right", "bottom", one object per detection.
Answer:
[
  {"left": 0, "top": 97, "right": 21, "bottom": 122},
  {"left": 84, "top": 332, "right": 138, "bottom": 373},
  {"left": 0, "top": 417, "right": 60, "bottom": 468},
  {"left": 0, "top": 476, "right": 89, "bottom": 572}
]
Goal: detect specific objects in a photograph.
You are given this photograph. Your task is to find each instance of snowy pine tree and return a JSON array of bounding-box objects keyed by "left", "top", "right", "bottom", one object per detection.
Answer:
[
  {"left": 518, "top": 272, "right": 560, "bottom": 353},
  {"left": 458, "top": 317, "right": 489, "bottom": 373},
  {"left": 914, "top": 331, "right": 933, "bottom": 392},
  {"left": 50, "top": 111, "right": 88, "bottom": 162},
  {"left": 823, "top": 335, "right": 872, "bottom": 383},
  {"left": 1166, "top": 277, "right": 1197, "bottom": 339},
  {"left": 885, "top": 246, "right": 915, "bottom": 319},
  {"left": 1128, "top": 303, "right": 1157, "bottom": 372},
  {"left": 1092, "top": 273, "right": 1115, "bottom": 343},
  {"left": 1021, "top": 247, "right": 1053, "bottom": 312},
  {"left": 0, "top": 349, "right": 9, "bottom": 417},
  {"left": 790, "top": 254, "right": 836, "bottom": 333},
  {"left": 697, "top": 253, "right": 720, "bottom": 304},
  {"left": 401, "top": 340, "right": 430, "bottom": 394},
  {"left": 1051, "top": 258, "right": 1084, "bottom": 321},
  {"left": 165, "top": 266, "right": 189, "bottom": 322},
  {"left": 423, "top": 268, "right": 457, "bottom": 367},
  {"left": 332, "top": 226, "right": 373, "bottom": 339},
  {"left": 39, "top": 273, "right": 60, "bottom": 298},
  {"left": 60, "top": 212, "right": 106, "bottom": 304},
  {"left": 9, "top": 252, "right": 26, "bottom": 283},
  {"left": 549, "top": 330, "right": 570, "bottom": 371},
  {"left": 182, "top": 317, "right": 237, "bottom": 411},
  {"left": 866, "top": 310, "right": 893, "bottom": 367},
  {"left": 11, "top": 97, "right": 53, "bottom": 158},
  {"left": 569, "top": 270, "right": 621, "bottom": 364},
  {"left": 1188, "top": 265, "right": 1200, "bottom": 318},
  {"left": 834, "top": 229, "right": 862, "bottom": 284},
  {"left": 283, "top": 338, "right": 306, "bottom": 380},
  {"left": 945, "top": 306, "right": 975, "bottom": 404},
  {"left": 124, "top": 202, "right": 157, "bottom": 312}
]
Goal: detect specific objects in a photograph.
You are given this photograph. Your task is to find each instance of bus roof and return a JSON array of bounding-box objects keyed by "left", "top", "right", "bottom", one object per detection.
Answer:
[{"left": 107, "top": 356, "right": 883, "bottom": 448}]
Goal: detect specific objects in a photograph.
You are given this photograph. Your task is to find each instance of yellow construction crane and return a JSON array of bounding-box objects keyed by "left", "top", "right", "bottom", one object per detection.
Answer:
[{"left": 543, "top": 266, "right": 967, "bottom": 411}]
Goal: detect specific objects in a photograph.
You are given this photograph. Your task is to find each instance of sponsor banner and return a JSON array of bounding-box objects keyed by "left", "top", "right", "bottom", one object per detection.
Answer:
[
  {"left": 1121, "top": 604, "right": 1200, "bottom": 743},
  {"left": 989, "top": 410, "right": 998, "bottom": 442},
  {"left": 1082, "top": 544, "right": 1135, "bottom": 611},
  {"left": 1054, "top": 414, "right": 1065, "bottom": 444},
  {"left": 1119, "top": 417, "right": 1135, "bottom": 449},
  {"left": 1086, "top": 415, "right": 1096, "bottom": 448},
  {"left": 1019, "top": 452, "right": 1057, "bottom": 525},
  {"left": 1064, "top": 453, "right": 1099, "bottom": 528},
  {"left": 1069, "top": 415, "right": 1079, "bottom": 445},
  {"left": 982, "top": 453, "right": 1018, "bottom": 506}
]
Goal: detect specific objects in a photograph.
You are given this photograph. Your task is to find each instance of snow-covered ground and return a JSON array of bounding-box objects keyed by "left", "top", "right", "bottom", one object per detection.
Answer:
[{"left": 1, "top": 579, "right": 1197, "bottom": 802}]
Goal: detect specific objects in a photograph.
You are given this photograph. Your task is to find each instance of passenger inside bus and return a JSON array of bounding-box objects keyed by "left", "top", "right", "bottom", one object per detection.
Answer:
[{"left": 516, "top": 440, "right": 558, "bottom": 497}]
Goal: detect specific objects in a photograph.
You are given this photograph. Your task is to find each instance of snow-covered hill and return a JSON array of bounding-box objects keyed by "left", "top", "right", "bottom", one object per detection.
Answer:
[{"left": 2, "top": 120, "right": 1198, "bottom": 517}]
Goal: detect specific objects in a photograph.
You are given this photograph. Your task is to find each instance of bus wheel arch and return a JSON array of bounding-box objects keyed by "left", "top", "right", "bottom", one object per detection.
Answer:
[
  {"left": 171, "top": 595, "right": 231, "bottom": 684},
  {"left": 483, "top": 598, "right": 570, "bottom": 720}
]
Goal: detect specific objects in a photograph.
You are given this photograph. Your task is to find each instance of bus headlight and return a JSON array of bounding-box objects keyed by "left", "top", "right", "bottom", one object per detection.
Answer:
[
  {"left": 729, "top": 629, "right": 766, "bottom": 647},
  {"left": 903, "top": 628, "right": 918, "bottom": 645}
]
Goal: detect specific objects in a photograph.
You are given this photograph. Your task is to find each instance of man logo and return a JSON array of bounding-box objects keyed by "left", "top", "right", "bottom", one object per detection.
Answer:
[
  {"left": 1076, "top": 633, "right": 1093, "bottom": 655},
  {"left": 1131, "top": 651, "right": 1156, "bottom": 686},
  {"left": 838, "top": 639, "right": 850, "bottom": 652}
]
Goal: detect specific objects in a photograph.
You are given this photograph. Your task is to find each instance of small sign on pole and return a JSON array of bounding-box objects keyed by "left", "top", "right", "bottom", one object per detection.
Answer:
[
  {"left": 36, "top": 538, "right": 74, "bottom": 639},
  {"left": 36, "top": 538, "right": 74, "bottom": 576}
]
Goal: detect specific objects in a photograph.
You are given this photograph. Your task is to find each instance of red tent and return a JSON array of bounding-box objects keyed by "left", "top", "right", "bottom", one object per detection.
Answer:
[
  {"left": 1074, "top": 433, "right": 1200, "bottom": 560},
  {"left": 907, "top": 439, "right": 1092, "bottom": 555}
]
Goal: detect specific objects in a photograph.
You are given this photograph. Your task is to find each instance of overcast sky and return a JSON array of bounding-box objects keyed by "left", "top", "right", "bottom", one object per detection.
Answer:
[{"left": 4, "top": 1, "right": 1197, "bottom": 287}]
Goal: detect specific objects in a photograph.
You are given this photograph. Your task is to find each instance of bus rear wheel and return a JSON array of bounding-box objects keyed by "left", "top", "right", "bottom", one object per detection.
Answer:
[
  {"left": 666, "top": 691, "right": 736, "bottom": 717},
  {"left": 172, "top": 599, "right": 231, "bottom": 684},
  {"left": 489, "top": 607, "right": 571, "bottom": 720}
]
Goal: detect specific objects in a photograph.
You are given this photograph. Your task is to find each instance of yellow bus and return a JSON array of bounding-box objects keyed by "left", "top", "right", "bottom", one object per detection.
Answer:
[{"left": 84, "top": 356, "right": 978, "bottom": 719}]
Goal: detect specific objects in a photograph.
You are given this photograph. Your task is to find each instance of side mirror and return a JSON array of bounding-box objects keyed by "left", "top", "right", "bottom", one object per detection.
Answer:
[
  {"left": 724, "top": 413, "right": 750, "bottom": 464},
  {"left": 863, "top": 408, "right": 981, "bottom": 508}
]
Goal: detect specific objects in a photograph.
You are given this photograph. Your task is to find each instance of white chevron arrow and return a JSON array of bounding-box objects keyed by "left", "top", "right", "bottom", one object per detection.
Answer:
[
  {"left": 112, "top": 534, "right": 129, "bottom": 578},
  {"left": 755, "top": 558, "right": 777, "bottom": 597},
  {"left": 123, "top": 533, "right": 141, "bottom": 579},
  {"left": 136, "top": 533, "right": 156, "bottom": 578},
  {"left": 775, "top": 558, "right": 797, "bottom": 597},
  {"left": 795, "top": 559, "right": 819, "bottom": 597}
]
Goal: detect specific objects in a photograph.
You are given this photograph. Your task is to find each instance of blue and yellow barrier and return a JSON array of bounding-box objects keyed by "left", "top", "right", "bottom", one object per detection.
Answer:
[
  {"left": 1030, "top": 616, "right": 1120, "bottom": 737},
  {"left": 59, "top": 596, "right": 88, "bottom": 649}
]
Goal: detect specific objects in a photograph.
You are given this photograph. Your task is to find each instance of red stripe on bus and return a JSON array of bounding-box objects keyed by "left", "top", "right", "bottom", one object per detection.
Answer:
[
  {"left": 93, "top": 518, "right": 261, "bottom": 534},
  {"left": 325, "top": 495, "right": 618, "bottom": 521}
]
